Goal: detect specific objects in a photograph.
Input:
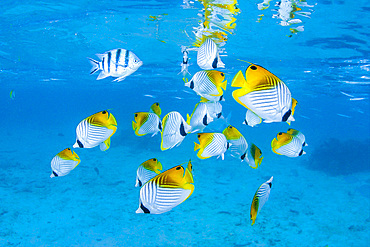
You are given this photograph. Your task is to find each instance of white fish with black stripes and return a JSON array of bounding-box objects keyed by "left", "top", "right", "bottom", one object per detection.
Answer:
[
  {"left": 194, "top": 132, "right": 230, "bottom": 160},
  {"left": 161, "top": 111, "right": 191, "bottom": 151},
  {"left": 88, "top": 48, "right": 143, "bottom": 82},
  {"left": 73, "top": 110, "right": 117, "bottom": 151},
  {"left": 186, "top": 101, "right": 214, "bottom": 133},
  {"left": 197, "top": 37, "right": 225, "bottom": 70}
]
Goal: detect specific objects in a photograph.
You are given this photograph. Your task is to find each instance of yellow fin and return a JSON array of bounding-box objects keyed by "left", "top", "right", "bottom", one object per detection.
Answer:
[
  {"left": 231, "top": 70, "right": 246, "bottom": 88},
  {"left": 186, "top": 113, "right": 191, "bottom": 125},
  {"left": 200, "top": 97, "right": 210, "bottom": 103},
  {"left": 194, "top": 142, "right": 200, "bottom": 151},
  {"left": 132, "top": 121, "right": 137, "bottom": 131},
  {"left": 220, "top": 80, "right": 227, "bottom": 91}
]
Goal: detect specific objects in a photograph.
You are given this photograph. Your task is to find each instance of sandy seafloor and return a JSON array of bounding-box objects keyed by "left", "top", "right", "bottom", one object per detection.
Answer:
[{"left": 0, "top": 85, "right": 369, "bottom": 247}]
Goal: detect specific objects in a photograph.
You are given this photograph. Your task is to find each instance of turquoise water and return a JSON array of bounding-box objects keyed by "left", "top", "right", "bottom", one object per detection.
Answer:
[{"left": 1, "top": 0, "right": 370, "bottom": 246}]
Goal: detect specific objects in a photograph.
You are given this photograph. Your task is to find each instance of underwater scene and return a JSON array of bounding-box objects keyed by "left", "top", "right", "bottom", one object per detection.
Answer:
[{"left": 1, "top": 0, "right": 369, "bottom": 246}]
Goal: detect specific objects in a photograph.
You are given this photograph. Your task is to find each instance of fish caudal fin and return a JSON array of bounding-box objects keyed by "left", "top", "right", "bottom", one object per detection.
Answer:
[
  {"left": 220, "top": 80, "right": 227, "bottom": 91},
  {"left": 100, "top": 138, "right": 110, "bottom": 151},
  {"left": 88, "top": 58, "right": 100, "bottom": 74},
  {"left": 231, "top": 70, "right": 246, "bottom": 88},
  {"left": 194, "top": 142, "right": 200, "bottom": 151}
]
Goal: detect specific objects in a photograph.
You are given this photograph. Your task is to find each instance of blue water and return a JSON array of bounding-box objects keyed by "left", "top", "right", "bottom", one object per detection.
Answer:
[{"left": 1, "top": 0, "right": 370, "bottom": 246}]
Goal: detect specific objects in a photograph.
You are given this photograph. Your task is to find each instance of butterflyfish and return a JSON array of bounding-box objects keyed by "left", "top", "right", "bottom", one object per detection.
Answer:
[
  {"left": 186, "top": 102, "right": 214, "bottom": 133},
  {"left": 194, "top": 133, "right": 229, "bottom": 160},
  {"left": 222, "top": 125, "right": 248, "bottom": 161},
  {"left": 88, "top": 48, "right": 143, "bottom": 82},
  {"left": 73, "top": 110, "right": 117, "bottom": 151},
  {"left": 136, "top": 160, "right": 194, "bottom": 214},
  {"left": 132, "top": 112, "right": 162, "bottom": 137},
  {"left": 50, "top": 148, "right": 80, "bottom": 178},
  {"left": 243, "top": 109, "right": 262, "bottom": 127},
  {"left": 201, "top": 97, "right": 223, "bottom": 119},
  {"left": 271, "top": 132, "right": 306, "bottom": 157},
  {"left": 161, "top": 111, "right": 191, "bottom": 151},
  {"left": 244, "top": 143, "right": 263, "bottom": 169},
  {"left": 197, "top": 37, "right": 225, "bottom": 70},
  {"left": 231, "top": 64, "right": 295, "bottom": 124},
  {"left": 185, "top": 70, "right": 227, "bottom": 101},
  {"left": 135, "top": 158, "right": 163, "bottom": 187},
  {"left": 250, "top": 176, "right": 273, "bottom": 225},
  {"left": 10, "top": 90, "right": 15, "bottom": 100},
  {"left": 286, "top": 128, "right": 307, "bottom": 146}
]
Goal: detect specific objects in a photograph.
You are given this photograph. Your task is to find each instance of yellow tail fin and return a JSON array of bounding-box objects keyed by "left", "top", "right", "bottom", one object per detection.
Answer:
[
  {"left": 231, "top": 70, "right": 246, "bottom": 88},
  {"left": 194, "top": 142, "right": 200, "bottom": 151},
  {"left": 220, "top": 80, "right": 227, "bottom": 91}
]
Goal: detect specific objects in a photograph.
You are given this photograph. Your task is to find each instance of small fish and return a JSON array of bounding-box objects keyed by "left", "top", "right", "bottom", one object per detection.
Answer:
[
  {"left": 250, "top": 176, "right": 273, "bottom": 225},
  {"left": 244, "top": 144, "right": 263, "bottom": 169},
  {"left": 186, "top": 102, "right": 214, "bottom": 133},
  {"left": 243, "top": 109, "right": 262, "bottom": 127},
  {"left": 271, "top": 132, "right": 306, "bottom": 157},
  {"left": 149, "top": 102, "right": 162, "bottom": 117},
  {"left": 135, "top": 158, "right": 163, "bottom": 187},
  {"left": 132, "top": 112, "right": 162, "bottom": 137},
  {"left": 73, "top": 110, "right": 117, "bottom": 151},
  {"left": 88, "top": 48, "right": 143, "bottom": 82},
  {"left": 136, "top": 160, "right": 194, "bottom": 214},
  {"left": 161, "top": 111, "right": 191, "bottom": 151},
  {"left": 201, "top": 97, "right": 223, "bottom": 119},
  {"left": 9, "top": 90, "right": 15, "bottom": 100},
  {"left": 179, "top": 46, "right": 191, "bottom": 77},
  {"left": 286, "top": 128, "right": 307, "bottom": 146},
  {"left": 194, "top": 132, "right": 229, "bottom": 160},
  {"left": 222, "top": 125, "right": 248, "bottom": 160},
  {"left": 50, "top": 148, "right": 80, "bottom": 178},
  {"left": 231, "top": 64, "right": 295, "bottom": 124},
  {"left": 197, "top": 37, "right": 225, "bottom": 70},
  {"left": 185, "top": 70, "right": 227, "bottom": 101}
]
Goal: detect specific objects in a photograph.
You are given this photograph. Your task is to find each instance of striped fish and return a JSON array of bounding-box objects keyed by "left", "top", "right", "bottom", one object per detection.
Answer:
[
  {"left": 194, "top": 132, "right": 229, "bottom": 160},
  {"left": 250, "top": 176, "right": 273, "bottom": 225},
  {"left": 287, "top": 128, "right": 307, "bottom": 146},
  {"left": 243, "top": 109, "right": 262, "bottom": 127},
  {"left": 88, "top": 48, "right": 143, "bottom": 82},
  {"left": 186, "top": 102, "right": 213, "bottom": 133},
  {"left": 244, "top": 143, "right": 263, "bottom": 169},
  {"left": 222, "top": 125, "right": 248, "bottom": 160},
  {"left": 161, "top": 111, "right": 191, "bottom": 151},
  {"left": 132, "top": 112, "right": 162, "bottom": 137},
  {"left": 135, "top": 158, "right": 163, "bottom": 187},
  {"left": 231, "top": 64, "right": 295, "bottom": 124},
  {"left": 73, "top": 110, "right": 117, "bottom": 151},
  {"left": 197, "top": 37, "right": 225, "bottom": 70},
  {"left": 271, "top": 132, "right": 306, "bottom": 157},
  {"left": 202, "top": 98, "right": 223, "bottom": 119},
  {"left": 136, "top": 160, "right": 194, "bottom": 214},
  {"left": 50, "top": 148, "right": 80, "bottom": 178},
  {"left": 185, "top": 70, "right": 227, "bottom": 102}
]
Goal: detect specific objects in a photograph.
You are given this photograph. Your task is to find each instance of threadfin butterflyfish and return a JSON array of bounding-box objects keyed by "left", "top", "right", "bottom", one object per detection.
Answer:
[
  {"left": 194, "top": 132, "right": 229, "bottom": 160},
  {"left": 161, "top": 111, "right": 191, "bottom": 151},
  {"left": 287, "top": 128, "right": 307, "bottom": 146},
  {"left": 251, "top": 176, "right": 273, "bottom": 225},
  {"left": 132, "top": 112, "right": 162, "bottom": 137},
  {"left": 197, "top": 37, "right": 225, "bottom": 70},
  {"left": 185, "top": 70, "right": 227, "bottom": 101},
  {"left": 73, "top": 110, "right": 117, "bottom": 151},
  {"left": 201, "top": 98, "right": 223, "bottom": 119},
  {"left": 149, "top": 102, "right": 162, "bottom": 117},
  {"left": 222, "top": 125, "right": 248, "bottom": 161},
  {"left": 244, "top": 144, "right": 263, "bottom": 169},
  {"left": 88, "top": 48, "right": 143, "bottom": 82},
  {"left": 186, "top": 102, "right": 214, "bottom": 133},
  {"left": 50, "top": 148, "right": 80, "bottom": 178},
  {"left": 231, "top": 64, "right": 295, "bottom": 124},
  {"left": 136, "top": 158, "right": 163, "bottom": 187},
  {"left": 271, "top": 132, "right": 306, "bottom": 157},
  {"left": 136, "top": 160, "right": 194, "bottom": 214},
  {"left": 243, "top": 109, "right": 262, "bottom": 127}
]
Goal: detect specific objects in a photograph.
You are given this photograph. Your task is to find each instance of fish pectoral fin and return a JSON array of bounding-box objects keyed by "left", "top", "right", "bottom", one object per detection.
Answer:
[
  {"left": 97, "top": 71, "right": 109, "bottom": 80},
  {"left": 231, "top": 70, "right": 247, "bottom": 88},
  {"left": 113, "top": 76, "right": 127, "bottom": 82}
]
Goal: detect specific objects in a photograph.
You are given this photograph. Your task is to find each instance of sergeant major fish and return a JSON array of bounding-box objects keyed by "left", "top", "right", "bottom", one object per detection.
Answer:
[{"left": 89, "top": 48, "right": 143, "bottom": 82}]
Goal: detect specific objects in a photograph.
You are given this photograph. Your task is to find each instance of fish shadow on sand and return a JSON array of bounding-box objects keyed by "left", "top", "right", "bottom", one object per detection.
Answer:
[{"left": 306, "top": 138, "right": 370, "bottom": 176}]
